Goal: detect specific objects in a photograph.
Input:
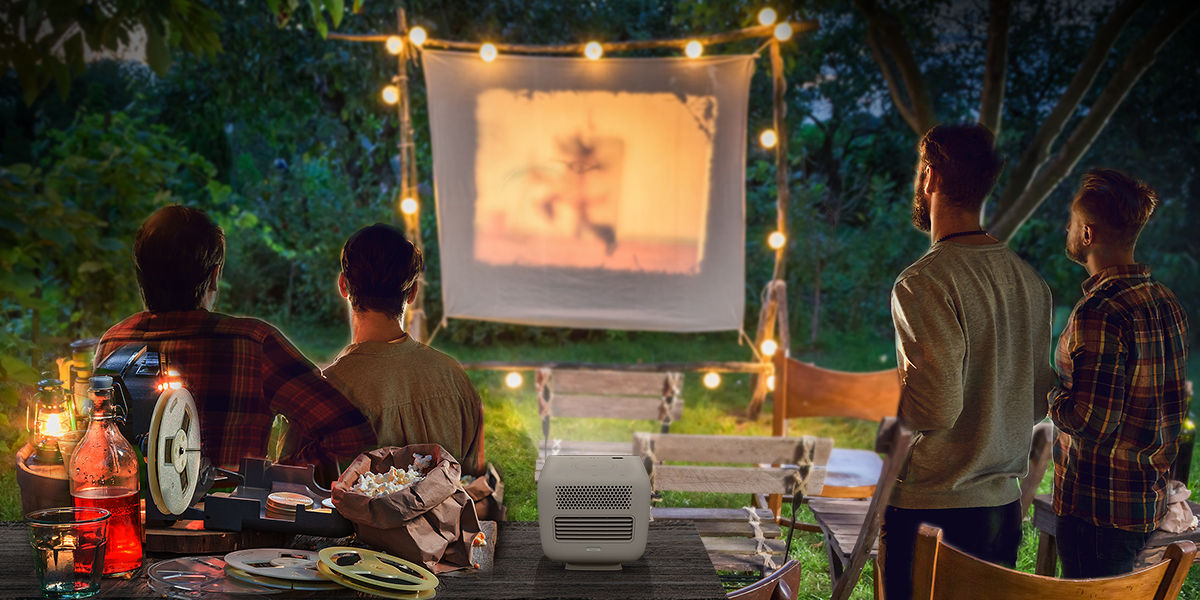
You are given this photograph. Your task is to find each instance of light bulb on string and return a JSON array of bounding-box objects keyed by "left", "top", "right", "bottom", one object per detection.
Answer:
[
  {"left": 685, "top": 40, "right": 703, "bottom": 58},
  {"left": 760, "top": 129, "right": 778, "bottom": 149},
  {"left": 385, "top": 35, "right": 404, "bottom": 55},
  {"left": 480, "top": 43, "right": 498, "bottom": 62},
  {"left": 703, "top": 372, "right": 721, "bottom": 389},
  {"left": 768, "top": 231, "right": 786, "bottom": 250},
  {"left": 505, "top": 372, "right": 524, "bottom": 389},
  {"left": 758, "top": 8, "right": 777, "bottom": 26},
  {"left": 774, "top": 22, "right": 793, "bottom": 41},
  {"left": 400, "top": 197, "right": 418, "bottom": 215},
  {"left": 408, "top": 26, "right": 427, "bottom": 47},
  {"left": 760, "top": 339, "right": 778, "bottom": 358},
  {"left": 381, "top": 85, "right": 400, "bottom": 105},
  {"left": 584, "top": 41, "right": 603, "bottom": 60},
  {"left": 766, "top": 374, "right": 776, "bottom": 391}
]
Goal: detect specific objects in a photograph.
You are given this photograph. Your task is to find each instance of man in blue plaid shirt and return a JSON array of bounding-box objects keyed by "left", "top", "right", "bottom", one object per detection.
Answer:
[{"left": 1051, "top": 168, "right": 1190, "bottom": 578}]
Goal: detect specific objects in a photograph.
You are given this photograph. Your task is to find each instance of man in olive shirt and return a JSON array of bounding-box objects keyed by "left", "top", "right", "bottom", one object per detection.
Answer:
[
  {"left": 323, "top": 223, "right": 485, "bottom": 475},
  {"left": 882, "top": 124, "right": 1055, "bottom": 600}
]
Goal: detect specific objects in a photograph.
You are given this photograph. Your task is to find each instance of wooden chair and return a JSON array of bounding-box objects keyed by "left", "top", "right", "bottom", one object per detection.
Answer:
[
  {"left": 727, "top": 559, "right": 800, "bottom": 600},
  {"left": 912, "top": 524, "right": 1195, "bottom": 600},
  {"left": 534, "top": 369, "right": 683, "bottom": 479},
  {"left": 771, "top": 355, "right": 900, "bottom": 502},
  {"left": 633, "top": 432, "right": 832, "bottom": 575}
]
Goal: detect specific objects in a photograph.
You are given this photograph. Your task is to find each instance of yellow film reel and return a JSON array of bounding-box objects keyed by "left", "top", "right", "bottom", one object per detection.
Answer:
[
  {"left": 317, "top": 547, "right": 438, "bottom": 592},
  {"left": 316, "top": 561, "right": 436, "bottom": 599}
]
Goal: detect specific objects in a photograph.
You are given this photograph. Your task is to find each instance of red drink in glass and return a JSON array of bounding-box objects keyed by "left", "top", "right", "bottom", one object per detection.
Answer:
[{"left": 73, "top": 487, "right": 142, "bottom": 576}]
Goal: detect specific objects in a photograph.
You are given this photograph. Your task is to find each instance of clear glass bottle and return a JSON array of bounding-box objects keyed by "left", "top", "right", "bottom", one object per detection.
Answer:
[{"left": 70, "top": 376, "right": 143, "bottom": 577}]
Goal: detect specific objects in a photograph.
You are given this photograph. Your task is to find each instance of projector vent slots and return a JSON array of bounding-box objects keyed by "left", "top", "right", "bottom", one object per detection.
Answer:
[
  {"left": 555, "top": 485, "right": 633, "bottom": 511},
  {"left": 554, "top": 516, "right": 635, "bottom": 542}
]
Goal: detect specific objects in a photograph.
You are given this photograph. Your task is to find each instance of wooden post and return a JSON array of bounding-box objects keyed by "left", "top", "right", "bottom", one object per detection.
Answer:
[
  {"left": 748, "top": 38, "right": 792, "bottom": 420},
  {"left": 395, "top": 8, "right": 428, "bottom": 342}
]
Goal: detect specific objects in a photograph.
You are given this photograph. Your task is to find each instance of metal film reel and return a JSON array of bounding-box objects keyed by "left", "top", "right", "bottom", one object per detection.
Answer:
[
  {"left": 147, "top": 388, "right": 202, "bottom": 515},
  {"left": 317, "top": 546, "right": 439, "bottom": 592}
]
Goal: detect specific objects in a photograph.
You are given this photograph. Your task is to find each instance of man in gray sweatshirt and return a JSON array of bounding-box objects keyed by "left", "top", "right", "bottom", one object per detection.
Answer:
[{"left": 881, "top": 123, "right": 1054, "bottom": 600}]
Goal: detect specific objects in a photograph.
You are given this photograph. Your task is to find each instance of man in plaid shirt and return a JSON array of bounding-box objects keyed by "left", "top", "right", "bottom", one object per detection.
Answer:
[
  {"left": 1051, "top": 168, "right": 1190, "bottom": 578},
  {"left": 96, "top": 206, "right": 376, "bottom": 475}
]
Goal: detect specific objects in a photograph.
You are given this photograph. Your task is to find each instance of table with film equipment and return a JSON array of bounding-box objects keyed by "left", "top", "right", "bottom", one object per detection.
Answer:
[{"left": 0, "top": 520, "right": 727, "bottom": 599}]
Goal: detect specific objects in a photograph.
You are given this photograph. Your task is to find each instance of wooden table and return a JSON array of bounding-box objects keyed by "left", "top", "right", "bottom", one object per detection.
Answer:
[
  {"left": 1031, "top": 493, "right": 1200, "bottom": 575},
  {"left": 0, "top": 520, "right": 727, "bottom": 600}
]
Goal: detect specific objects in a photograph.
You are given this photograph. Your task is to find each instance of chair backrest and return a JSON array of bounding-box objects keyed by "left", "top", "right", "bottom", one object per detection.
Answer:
[
  {"left": 912, "top": 524, "right": 1197, "bottom": 600},
  {"left": 727, "top": 559, "right": 801, "bottom": 600},
  {"left": 633, "top": 432, "right": 833, "bottom": 496},
  {"left": 828, "top": 418, "right": 915, "bottom": 600},
  {"left": 539, "top": 369, "right": 684, "bottom": 423},
  {"left": 772, "top": 355, "right": 899, "bottom": 436}
]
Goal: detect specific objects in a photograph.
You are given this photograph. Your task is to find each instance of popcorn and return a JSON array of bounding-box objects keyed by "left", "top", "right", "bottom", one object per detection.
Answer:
[{"left": 355, "top": 454, "right": 434, "bottom": 497}]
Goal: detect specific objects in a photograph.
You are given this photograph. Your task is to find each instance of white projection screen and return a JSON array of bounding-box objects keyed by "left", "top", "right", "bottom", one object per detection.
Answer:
[{"left": 423, "top": 50, "right": 753, "bottom": 331}]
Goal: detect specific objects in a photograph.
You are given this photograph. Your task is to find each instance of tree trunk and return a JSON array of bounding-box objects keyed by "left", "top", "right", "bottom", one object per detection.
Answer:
[{"left": 979, "top": 0, "right": 1012, "bottom": 135}]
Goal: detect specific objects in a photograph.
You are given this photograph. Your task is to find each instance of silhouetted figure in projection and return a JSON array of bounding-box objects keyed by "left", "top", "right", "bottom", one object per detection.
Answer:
[{"left": 530, "top": 131, "right": 617, "bottom": 255}]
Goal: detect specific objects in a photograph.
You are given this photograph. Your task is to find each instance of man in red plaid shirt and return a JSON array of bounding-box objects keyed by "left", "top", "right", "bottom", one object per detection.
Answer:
[
  {"left": 96, "top": 206, "right": 376, "bottom": 475},
  {"left": 1051, "top": 168, "right": 1190, "bottom": 578}
]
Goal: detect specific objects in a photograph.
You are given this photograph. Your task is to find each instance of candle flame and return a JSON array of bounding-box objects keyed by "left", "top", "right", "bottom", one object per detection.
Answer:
[{"left": 42, "top": 412, "right": 65, "bottom": 437}]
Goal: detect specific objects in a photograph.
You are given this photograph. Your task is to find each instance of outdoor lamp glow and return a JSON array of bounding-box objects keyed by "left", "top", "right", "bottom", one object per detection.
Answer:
[
  {"left": 757, "top": 8, "right": 777, "bottom": 26},
  {"left": 766, "top": 374, "right": 776, "bottom": 391},
  {"left": 703, "top": 372, "right": 721, "bottom": 389},
  {"left": 774, "top": 22, "right": 794, "bottom": 42},
  {"left": 385, "top": 35, "right": 404, "bottom": 55},
  {"left": 760, "top": 129, "right": 778, "bottom": 149},
  {"left": 760, "top": 339, "right": 778, "bottom": 357},
  {"left": 381, "top": 85, "right": 400, "bottom": 105},
  {"left": 480, "top": 43, "right": 498, "bottom": 62},
  {"left": 505, "top": 372, "right": 524, "bottom": 389},
  {"left": 408, "top": 26, "right": 427, "bottom": 47},
  {"left": 685, "top": 40, "right": 703, "bottom": 58},
  {"left": 584, "top": 41, "right": 603, "bottom": 60},
  {"left": 768, "top": 231, "right": 786, "bottom": 250},
  {"left": 400, "top": 197, "right": 418, "bottom": 215}
]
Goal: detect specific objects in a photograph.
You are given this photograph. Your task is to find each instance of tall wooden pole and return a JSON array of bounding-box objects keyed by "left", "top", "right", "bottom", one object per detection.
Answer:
[
  {"left": 748, "top": 38, "right": 791, "bottom": 420},
  {"left": 396, "top": 8, "right": 427, "bottom": 342}
]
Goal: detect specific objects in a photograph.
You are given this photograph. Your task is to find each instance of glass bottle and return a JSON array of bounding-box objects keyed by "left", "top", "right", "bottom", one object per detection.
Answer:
[{"left": 70, "top": 376, "right": 143, "bottom": 577}]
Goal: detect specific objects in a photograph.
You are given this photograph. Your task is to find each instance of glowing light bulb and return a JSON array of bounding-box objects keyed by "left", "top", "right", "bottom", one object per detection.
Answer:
[
  {"left": 768, "top": 231, "right": 786, "bottom": 250},
  {"left": 584, "top": 41, "right": 603, "bottom": 60},
  {"left": 400, "top": 197, "right": 418, "bottom": 215},
  {"left": 703, "top": 372, "right": 721, "bottom": 389},
  {"left": 480, "top": 43, "right": 498, "bottom": 62},
  {"left": 758, "top": 7, "right": 777, "bottom": 26},
  {"left": 766, "top": 374, "right": 776, "bottom": 391},
  {"left": 408, "top": 26, "right": 427, "bottom": 47},
  {"left": 505, "top": 371, "right": 523, "bottom": 389},
  {"left": 774, "top": 22, "right": 793, "bottom": 41},
  {"left": 385, "top": 35, "right": 403, "bottom": 55},
  {"left": 760, "top": 129, "right": 778, "bottom": 148},
  {"left": 381, "top": 85, "right": 400, "bottom": 105},
  {"left": 685, "top": 40, "right": 703, "bottom": 58},
  {"left": 42, "top": 412, "right": 65, "bottom": 436},
  {"left": 760, "top": 339, "right": 778, "bottom": 357}
]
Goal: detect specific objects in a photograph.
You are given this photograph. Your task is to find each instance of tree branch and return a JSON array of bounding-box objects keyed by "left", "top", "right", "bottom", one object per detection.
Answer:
[
  {"left": 865, "top": 26, "right": 919, "bottom": 132},
  {"left": 990, "top": 0, "right": 1200, "bottom": 240},
  {"left": 854, "top": 0, "right": 936, "bottom": 134},
  {"left": 989, "top": 0, "right": 1146, "bottom": 224},
  {"left": 979, "top": 0, "right": 1012, "bottom": 135}
]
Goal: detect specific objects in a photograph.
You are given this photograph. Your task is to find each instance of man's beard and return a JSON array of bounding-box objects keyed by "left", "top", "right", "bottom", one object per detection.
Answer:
[
  {"left": 911, "top": 189, "right": 931, "bottom": 233},
  {"left": 1065, "top": 235, "right": 1085, "bottom": 265}
]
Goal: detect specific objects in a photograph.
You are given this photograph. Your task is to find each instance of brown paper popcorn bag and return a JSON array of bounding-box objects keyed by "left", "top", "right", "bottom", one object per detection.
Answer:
[
  {"left": 463, "top": 463, "right": 506, "bottom": 522},
  {"left": 332, "top": 444, "right": 482, "bottom": 573}
]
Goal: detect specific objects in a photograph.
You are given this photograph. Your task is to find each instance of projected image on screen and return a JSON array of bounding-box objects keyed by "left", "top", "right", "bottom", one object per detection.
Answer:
[{"left": 474, "top": 90, "right": 715, "bottom": 274}]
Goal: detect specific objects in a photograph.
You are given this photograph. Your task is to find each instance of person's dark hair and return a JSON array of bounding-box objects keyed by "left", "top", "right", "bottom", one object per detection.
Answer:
[
  {"left": 134, "top": 205, "right": 225, "bottom": 312},
  {"left": 341, "top": 223, "right": 425, "bottom": 320},
  {"left": 1074, "top": 168, "right": 1159, "bottom": 247},
  {"left": 918, "top": 123, "right": 1004, "bottom": 211}
]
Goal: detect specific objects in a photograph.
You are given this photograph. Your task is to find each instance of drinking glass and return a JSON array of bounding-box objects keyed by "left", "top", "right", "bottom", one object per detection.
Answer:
[{"left": 27, "top": 507, "right": 110, "bottom": 599}]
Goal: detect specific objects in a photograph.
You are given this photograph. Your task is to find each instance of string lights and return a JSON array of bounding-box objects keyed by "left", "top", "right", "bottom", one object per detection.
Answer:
[
  {"left": 757, "top": 7, "right": 777, "bottom": 26},
  {"left": 767, "top": 231, "right": 786, "bottom": 250},
  {"left": 685, "top": 40, "right": 703, "bottom": 58},
  {"left": 766, "top": 374, "right": 776, "bottom": 391},
  {"left": 759, "top": 128, "right": 778, "bottom": 148},
  {"left": 408, "top": 26, "right": 427, "bottom": 47},
  {"left": 703, "top": 372, "right": 721, "bottom": 389},
  {"left": 400, "top": 197, "right": 419, "bottom": 215},
  {"left": 385, "top": 35, "right": 404, "bottom": 54},
  {"left": 504, "top": 371, "right": 524, "bottom": 389},
  {"left": 480, "top": 42, "right": 498, "bottom": 62},
  {"left": 584, "top": 41, "right": 604, "bottom": 60},
  {"left": 381, "top": 84, "right": 400, "bottom": 104},
  {"left": 774, "top": 22, "right": 793, "bottom": 42},
  {"left": 760, "top": 339, "right": 778, "bottom": 357}
]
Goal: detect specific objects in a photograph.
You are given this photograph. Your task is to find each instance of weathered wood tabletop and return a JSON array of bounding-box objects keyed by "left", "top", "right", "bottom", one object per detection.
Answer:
[{"left": 0, "top": 520, "right": 727, "bottom": 600}]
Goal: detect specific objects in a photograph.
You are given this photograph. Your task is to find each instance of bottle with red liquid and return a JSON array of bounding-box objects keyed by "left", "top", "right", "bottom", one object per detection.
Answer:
[{"left": 70, "top": 376, "right": 143, "bottom": 577}]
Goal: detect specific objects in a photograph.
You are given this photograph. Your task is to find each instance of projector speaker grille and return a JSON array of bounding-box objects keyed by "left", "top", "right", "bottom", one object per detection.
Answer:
[
  {"left": 555, "top": 485, "right": 633, "bottom": 511},
  {"left": 553, "top": 516, "right": 634, "bottom": 542}
]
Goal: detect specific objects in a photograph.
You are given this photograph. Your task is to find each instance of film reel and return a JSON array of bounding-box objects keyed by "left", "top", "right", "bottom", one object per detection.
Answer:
[
  {"left": 224, "top": 549, "right": 326, "bottom": 582},
  {"left": 316, "top": 562, "right": 436, "bottom": 599},
  {"left": 147, "top": 556, "right": 281, "bottom": 596},
  {"left": 146, "top": 388, "right": 202, "bottom": 515},
  {"left": 317, "top": 547, "right": 439, "bottom": 592},
  {"left": 223, "top": 565, "right": 342, "bottom": 591}
]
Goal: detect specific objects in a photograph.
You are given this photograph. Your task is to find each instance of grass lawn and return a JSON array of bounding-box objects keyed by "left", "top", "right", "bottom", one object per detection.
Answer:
[{"left": 3, "top": 322, "right": 1198, "bottom": 599}]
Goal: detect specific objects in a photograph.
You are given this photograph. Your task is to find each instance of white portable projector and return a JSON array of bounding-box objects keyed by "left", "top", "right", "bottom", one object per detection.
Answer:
[{"left": 537, "top": 455, "right": 651, "bottom": 570}]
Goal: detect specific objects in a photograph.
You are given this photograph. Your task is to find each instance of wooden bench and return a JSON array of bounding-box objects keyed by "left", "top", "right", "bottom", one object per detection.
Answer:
[
  {"left": 633, "top": 432, "right": 832, "bottom": 575},
  {"left": 534, "top": 369, "right": 683, "bottom": 478}
]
